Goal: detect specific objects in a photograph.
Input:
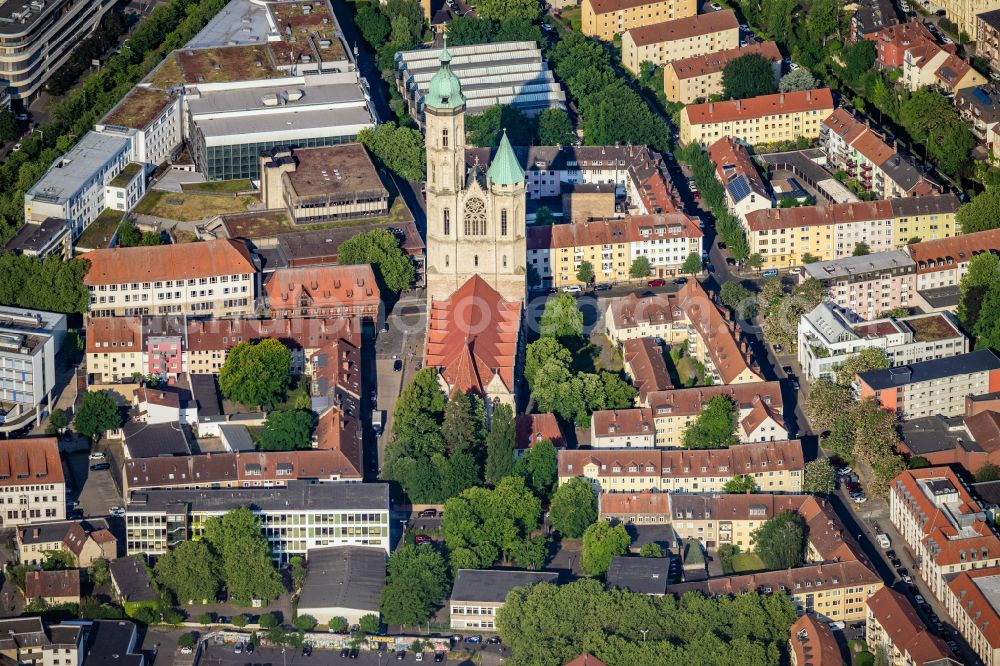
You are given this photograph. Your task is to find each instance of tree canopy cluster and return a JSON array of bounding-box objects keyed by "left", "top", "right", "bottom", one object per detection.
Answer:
[
  {"left": 338, "top": 227, "right": 416, "bottom": 294},
  {"left": 445, "top": 15, "right": 543, "bottom": 48},
  {"left": 581, "top": 521, "right": 631, "bottom": 576},
  {"left": 117, "top": 220, "right": 163, "bottom": 247},
  {"left": 496, "top": 578, "right": 797, "bottom": 666},
  {"left": 722, "top": 54, "right": 778, "bottom": 100},
  {"left": 74, "top": 391, "right": 122, "bottom": 442},
  {"left": 682, "top": 395, "right": 738, "bottom": 449},
  {"left": 751, "top": 512, "right": 807, "bottom": 570},
  {"left": 548, "top": 477, "right": 597, "bottom": 539},
  {"left": 380, "top": 544, "right": 451, "bottom": 626},
  {"left": 549, "top": 33, "right": 670, "bottom": 153},
  {"left": 218, "top": 339, "right": 292, "bottom": 410},
  {"left": 259, "top": 410, "right": 314, "bottom": 451},
  {"left": 956, "top": 252, "right": 1000, "bottom": 351},
  {"left": 760, "top": 278, "right": 825, "bottom": 351},
  {"left": 47, "top": 12, "right": 127, "bottom": 96},
  {"left": 357, "top": 122, "right": 426, "bottom": 182},
  {"left": 466, "top": 105, "right": 576, "bottom": 151},
  {"left": 0, "top": 253, "right": 90, "bottom": 314}
]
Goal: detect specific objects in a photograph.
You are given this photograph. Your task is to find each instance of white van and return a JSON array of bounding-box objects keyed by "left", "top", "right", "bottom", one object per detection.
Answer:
[{"left": 876, "top": 533, "right": 891, "bottom": 549}]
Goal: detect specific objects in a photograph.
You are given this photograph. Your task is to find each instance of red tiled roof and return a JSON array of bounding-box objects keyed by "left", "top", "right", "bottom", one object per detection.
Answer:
[
  {"left": 946, "top": 567, "right": 1000, "bottom": 649},
  {"left": 265, "top": 265, "right": 381, "bottom": 313},
  {"left": 81, "top": 239, "right": 255, "bottom": 285},
  {"left": 598, "top": 491, "right": 671, "bottom": 516},
  {"left": 668, "top": 41, "right": 782, "bottom": 80},
  {"left": 668, "top": 560, "right": 881, "bottom": 596},
  {"left": 547, "top": 214, "right": 701, "bottom": 251},
  {"left": 823, "top": 107, "right": 867, "bottom": 144},
  {"left": 622, "top": 337, "right": 673, "bottom": 402},
  {"left": 907, "top": 229, "right": 1000, "bottom": 273},
  {"left": 683, "top": 89, "right": 834, "bottom": 126},
  {"left": 676, "top": 279, "right": 760, "bottom": 384},
  {"left": 609, "top": 292, "right": 680, "bottom": 331},
  {"left": 564, "top": 655, "right": 608, "bottom": 666},
  {"left": 25, "top": 570, "right": 80, "bottom": 600},
  {"left": 136, "top": 386, "right": 180, "bottom": 409},
  {"left": 708, "top": 136, "right": 769, "bottom": 202},
  {"left": 313, "top": 407, "right": 363, "bottom": 478},
  {"left": 424, "top": 276, "right": 521, "bottom": 397},
  {"left": 646, "top": 381, "right": 783, "bottom": 418},
  {"left": 740, "top": 395, "right": 785, "bottom": 438},
  {"left": 745, "top": 200, "right": 893, "bottom": 232},
  {"left": 0, "top": 438, "right": 63, "bottom": 487},
  {"left": 867, "top": 587, "right": 954, "bottom": 663},
  {"left": 626, "top": 11, "right": 739, "bottom": 46},
  {"left": 789, "top": 615, "right": 842, "bottom": 666},
  {"left": 515, "top": 413, "right": 564, "bottom": 450},
  {"left": 85, "top": 318, "right": 142, "bottom": 354},
  {"left": 592, "top": 408, "right": 655, "bottom": 438},
  {"left": 123, "top": 449, "right": 361, "bottom": 487},
  {"left": 965, "top": 410, "right": 1000, "bottom": 453},
  {"left": 587, "top": 0, "right": 669, "bottom": 15}
]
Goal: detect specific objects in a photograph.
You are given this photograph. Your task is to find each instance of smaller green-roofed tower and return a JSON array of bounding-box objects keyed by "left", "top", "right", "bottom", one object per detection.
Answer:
[{"left": 486, "top": 130, "right": 525, "bottom": 186}]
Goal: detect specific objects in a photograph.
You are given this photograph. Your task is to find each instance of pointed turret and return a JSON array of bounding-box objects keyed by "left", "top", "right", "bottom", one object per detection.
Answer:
[
  {"left": 425, "top": 36, "right": 465, "bottom": 110},
  {"left": 486, "top": 129, "right": 524, "bottom": 186}
]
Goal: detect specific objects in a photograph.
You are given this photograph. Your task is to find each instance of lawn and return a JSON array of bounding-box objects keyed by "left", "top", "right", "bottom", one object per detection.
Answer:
[
  {"left": 558, "top": 7, "right": 581, "bottom": 32},
  {"left": 75, "top": 209, "right": 124, "bottom": 250},
  {"left": 730, "top": 552, "right": 767, "bottom": 573},
  {"left": 181, "top": 179, "right": 254, "bottom": 194},
  {"left": 133, "top": 191, "right": 255, "bottom": 221}
]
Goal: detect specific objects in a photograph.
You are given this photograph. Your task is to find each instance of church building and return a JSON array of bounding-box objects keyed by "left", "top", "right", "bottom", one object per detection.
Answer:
[{"left": 422, "top": 42, "right": 525, "bottom": 409}]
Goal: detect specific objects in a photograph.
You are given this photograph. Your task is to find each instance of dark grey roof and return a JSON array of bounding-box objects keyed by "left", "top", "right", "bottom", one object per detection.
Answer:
[
  {"left": 606, "top": 556, "right": 670, "bottom": 595},
  {"left": 973, "top": 479, "right": 1000, "bottom": 507},
  {"left": 127, "top": 479, "right": 389, "bottom": 513},
  {"left": 271, "top": 219, "right": 424, "bottom": 261},
  {"left": 18, "top": 518, "right": 110, "bottom": 546},
  {"left": 900, "top": 415, "right": 975, "bottom": 455},
  {"left": 670, "top": 494, "right": 712, "bottom": 520},
  {"left": 0, "top": 618, "right": 46, "bottom": 650},
  {"left": 109, "top": 557, "right": 158, "bottom": 604},
  {"left": 918, "top": 285, "right": 961, "bottom": 310},
  {"left": 218, "top": 424, "right": 255, "bottom": 452},
  {"left": 980, "top": 9, "right": 1000, "bottom": 31},
  {"left": 957, "top": 86, "right": 1000, "bottom": 124},
  {"left": 889, "top": 194, "right": 960, "bottom": 218},
  {"left": 48, "top": 625, "right": 82, "bottom": 647},
  {"left": 298, "top": 546, "right": 385, "bottom": 614},
  {"left": 852, "top": 0, "right": 898, "bottom": 34},
  {"left": 83, "top": 621, "right": 143, "bottom": 666},
  {"left": 190, "top": 374, "right": 223, "bottom": 418},
  {"left": 450, "top": 569, "right": 558, "bottom": 603},
  {"left": 122, "top": 421, "right": 192, "bottom": 458},
  {"left": 858, "top": 350, "right": 1000, "bottom": 390},
  {"left": 879, "top": 154, "right": 930, "bottom": 193},
  {"left": 4, "top": 218, "right": 68, "bottom": 255}
]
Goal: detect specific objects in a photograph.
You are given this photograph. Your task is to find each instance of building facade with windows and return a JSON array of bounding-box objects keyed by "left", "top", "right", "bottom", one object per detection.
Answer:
[
  {"left": 800, "top": 250, "right": 918, "bottom": 321},
  {"left": 0, "top": 438, "right": 66, "bottom": 528},
  {"left": 620, "top": 11, "right": 740, "bottom": 75},
  {"left": 865, "top": 587, "right": 956, "bottom": 666},
  {"left": 906, "top": 228, "right": 1000, "bottom": 292},
  {"left": 581, "top": 0, "right": 698, "bottom": 41},
  {"left": 679, "top": 89, "right": 835, "bottom": 148},
  {"left": 0, "top": 307, "right": 66, "bottom": 432},
  {"left": 449, "top": 570, "right": 558, "bottom": 630},
  {"left": 942, "top": 567, "right": 1000, "bottom": 666}
]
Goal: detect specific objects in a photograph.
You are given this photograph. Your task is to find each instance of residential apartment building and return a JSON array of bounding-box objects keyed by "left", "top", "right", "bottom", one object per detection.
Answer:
[
  {"left": 868, "top": 21, "right": 936, "bottom": 70},
  {"left": 449, "top": 570, "right": 558, "bottom": 630},
  {"left": 797, "top": 303, "right": 967, "bottom": 380},
  {"left": 0, "top": 0, "right": 114, "bottom": 103},
  {"left": 605, "top": 292, "right": 682, "bottom": 343},
  {"left": 942, "top": 567, "right": 1000, "bottom": 666},
  {"left": 590, "top": 408, "right": 656, "bottom": 448},
  {"left": 908, "top": 226, "right": 1000, "bottom": 291},
  {"left": 956, "top": 85, "right": 1000, "bottom": 155},
  {"left": 125, "top": 481, "right": 390, "bottom": 561},
  {"left": 801, "top": 250, "right": 918, "bottom": 321},
  {"left": 264, "top": 265, "right": 382, "bottom": 321},
  {"left": 581, "top": 0, "right": 698, "bottom": 41},
  {"left": 0, "top": 438, "right": 65, "bottom": 528},
  {"left": 745, "top": 195, "right": 959, "bottom": 269},
  {"left": 865, "top": 587, "right": 956, "bottom": 666},
  {"left": 82, "top": 239, "right": 258, "bottom": 319},
  {"left": 917, "top": 0, "right": 998, "bottom": 47},
  {"left": 789, "top": 615, "right": 843, "bottom": 666},
  {"left": 821, "top": 107, "right": 937, "bottom": 199},
  {"left": 901, "top": 37, "right": 986, "bottom": 93},
  {"left": 0, "top": 308, "right": 66, "bottom": 432},
  {"left": 530, "top": 214, "right": 702, "bottom": 287},
  {"left": 622, "top": 337, "right": 673, "bottom": 404},
  {"left": 978, "top": 9, "right": 1000, "bottom": 74},
  {"left": 851, "top": 0, "right": 901, "bottom": 38},
  {"left": 663, "top": 41, "right": 782, "bottom": 104},
  {"left": 620, "top": 11, "right": 740, "bottom": 75},
  {"left": 889, "top": 467, "right": 1000, "bottom": 603},
  {"left": 0, "top": 618, "right": 83, "bottom": 666},
  {"left": 857, "top": 349, "right": 1000, "bottom": 420},
  {"left": 667, "top": 560, "right": 883, "bottom": 622},
  {"left": 679, "top": 89, "right": 835, "bottom": 148},
  {"left": 97, "top": 87, "right": 183, "bottom": 167},
  {"left": 16, "top": 518, "right": 115, "bottom": 567},
  {"left": 708, "top": 136, "right": 772, "bottom": 223},
  {"left": 557, "top": 439, "right": 804, "bottom": 493}
]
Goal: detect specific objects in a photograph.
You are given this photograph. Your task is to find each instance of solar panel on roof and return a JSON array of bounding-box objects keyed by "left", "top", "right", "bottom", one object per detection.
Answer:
[{"left": 727, "top": 175, "right": 752, "bottom": 202}]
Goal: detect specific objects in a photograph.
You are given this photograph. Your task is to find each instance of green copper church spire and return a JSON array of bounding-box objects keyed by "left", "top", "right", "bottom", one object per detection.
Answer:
[
  {"left": 425, "top": 36, "right": 465, "bottom": 110},
  {"left": 486, "top": 129, "right": 524, "bottom": 186}
]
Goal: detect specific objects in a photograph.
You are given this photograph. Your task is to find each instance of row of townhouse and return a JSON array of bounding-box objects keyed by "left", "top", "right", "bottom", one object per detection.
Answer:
[
  {"left": 527, "top": 213, "right": 703, "bottom": 287},
  {"left": 800, "top": 227, "right": 1000, "bottom": 319},
  {"left": 557, "top": 439, "right": 805, "bottom": 494},
  {"left": 605, "top": 281, "right": 762, "bottom": 385},
  {"left": 620, "top": 10, "right": 740, "bottom": 75},
  {"left": 797, "top": 302, "right": 968, "bottom": 381},
  {"left": 664, "top": 41, "right": 782, "bottom": 105},
  {"left": 590, "top": 381, "right": 787, "bottom": 448},
  {"left": 679, "top": 88, "right": 836, "bottom": 148},
  {"left": 581, "top": 0, "right": 697, "bottom": 41},
  {"left": 744, "top": 194, "right": 961, "bottom": 269}
]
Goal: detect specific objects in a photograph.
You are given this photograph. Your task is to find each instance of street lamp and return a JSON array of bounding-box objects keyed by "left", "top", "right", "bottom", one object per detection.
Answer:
[{"left": 640, "top": 628, "right": 649, "bottom": 642}]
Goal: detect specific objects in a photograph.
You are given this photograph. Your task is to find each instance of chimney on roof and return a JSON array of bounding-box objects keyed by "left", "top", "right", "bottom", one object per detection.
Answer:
[
  {"left": 780, "top": 93, "right": 785, "bottom": 104},
  {"left": 709, "top": 102, "right": 714, "bottom": 113}
]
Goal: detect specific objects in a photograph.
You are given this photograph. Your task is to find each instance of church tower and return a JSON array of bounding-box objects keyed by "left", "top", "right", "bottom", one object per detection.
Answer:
[{"left": 423, "top": 42, "right": 527, "bottom": 304}]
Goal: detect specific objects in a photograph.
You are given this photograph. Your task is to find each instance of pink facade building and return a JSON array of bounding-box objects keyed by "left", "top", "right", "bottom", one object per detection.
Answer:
[{"left": 801, "top": 249, "right": 917, "bottom": 320}]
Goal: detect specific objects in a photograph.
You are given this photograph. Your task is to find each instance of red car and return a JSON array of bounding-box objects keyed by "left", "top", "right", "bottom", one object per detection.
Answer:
[
  {"left": 647, "top": 279, "right": 666, "bottom": 287},
  {"left": 414, "top": 535, "right": 432, "bottom": 545}
]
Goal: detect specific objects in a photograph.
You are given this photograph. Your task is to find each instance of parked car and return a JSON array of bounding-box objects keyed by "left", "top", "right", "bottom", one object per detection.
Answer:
[
  {"left": 886, "top": 550, "right": 897, "bottom": 559},
  {"left": 90, "top": 463, "right": 110, "bottom": 472},
  {"left": 109, "top": 506, "right": 125, "bottom": 517},
  {"left": 915, "top": 594, "right": 926, "bottom": 605},
  {"left": 647, "top": 279, "right": 666, "bottom": 287},
  {"left": 788, "top": 267, "right": 803, "bottom": 275},
  {"left": 393, "top": 359, "right": 403, "bottom": 372},
  {"left": 836, "top": 467, "right": 852, "bottom": 476},
  {"left": 396, "top": 650, "right": 406, "bottom": 660},
  {"left": 487, "top": 637, "right": 501, "bottom": 645},
  {"left": 245, "top": 643, "right": 253, "bottom": 654},
  {"left": 761, "top": 269, "right": 778, "bottom": 278},
  {"left": 414, "top": 535, "right": 431, "bottom": 545},
  {"left": 672, "top": 277, "right": 688, "bottom": 285},
  {"left": 562, "top": 285, "right": 582, "bottom": 293},
  {"left": 594, "top": 283, "right": 611, "bottom": 291},
  {"left": 415, "top": 653, "right": 423, "bottom": 662},
  {"left": 340, "top": 649, "right": 350, "bottom": 658},
  {"left": 465, "top": 636, "right": 482, "bottom": 644},
  {"left": 303, "top": 644, "right": 312, "bottom": 657},
  {"left": 234, "top": 643, "right": 244, "bottom": 655},
  {"left": 88, "top": 451, "right": 105, "bottom": 461},
  {"left": 349, "top": 649, "right": 360, "bottom": 659},
  {"left": 876, "top": 533, "right": 891, "bottom": 549},
  {"left": 434, "top": 653, "right": 445, "bottom": 663},
  {"left": 774, "top": 343, "right": 784, "bottom": 353},
  {"left": 180, "top": 646, "right": 193, "bottom": 655},
  {"left": 790, "top": 378, "right": 800, "bottom": 391}
]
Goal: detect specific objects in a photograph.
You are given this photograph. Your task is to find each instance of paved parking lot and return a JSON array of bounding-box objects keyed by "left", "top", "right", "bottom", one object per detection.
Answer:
[
  {"left": 199, "top": 643, "right": 477, "bottom": 666},
  {"left": 66, "top": 449, "right": 122, "bottom": 519}
]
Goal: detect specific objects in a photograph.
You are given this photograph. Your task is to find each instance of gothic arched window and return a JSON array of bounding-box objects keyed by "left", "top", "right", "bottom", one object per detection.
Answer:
[
  {"left": 464, "top": 197, "right": 486, "bottom": 236},
  {"left": 501, "top": 209, "right": 508, "bottom": 236},
  {"left": 443, "top": 208, "right": 450, "bottom": 236}
]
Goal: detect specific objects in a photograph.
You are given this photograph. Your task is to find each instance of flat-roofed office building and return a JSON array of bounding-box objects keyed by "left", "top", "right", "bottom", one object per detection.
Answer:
[{"left": 0, "top": 307, "right": 66, "bottom": 432}]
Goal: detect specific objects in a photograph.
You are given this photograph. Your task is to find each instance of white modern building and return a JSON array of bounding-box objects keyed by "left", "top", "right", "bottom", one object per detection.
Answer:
[
  {"left": 97, "top": 87, "right": 184, "bottom": 167},
  {"left": 797, "top": 302, "right": 967, "bottom": 381},
  {"left": 0, "top": 307, "right": 66, "bottom": 432}
]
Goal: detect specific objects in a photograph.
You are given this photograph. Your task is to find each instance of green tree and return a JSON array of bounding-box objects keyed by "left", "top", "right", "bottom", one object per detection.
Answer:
[
  {"left": 357, "top": 122, "right": 425, "bottom": 181},
  {"left": 338, "top": 228, "right": 415, "bottom": 294},
  {"left": 723, "top": 475, "right": 758, "bottom": 493},
  {"left": 976, "top": 463, "right": 1000, "bottom": 482},
  {"left": 682, "top": 252, "right": 702, "bottom": 275},
  {"left": 442, "top": 476, "right": 544, "bottom": 571},
  {"left": 908, "top": 456, "right": 931, "bottom": 469},
  {"left": 218, "top": 339, "right": 291, "bottom": 409},
  {"left": 535, "top": 108, "right": 575, "bottom": 146},
  {"left": 199, "top": 613, "right": 213, "bottom": 625},
  {"left": 380, "top": 543, "right": 450, "bottom": 626},
  {"left": 0, "top": 109, "right": 18, "bottom": 143},
  {"left": 801, "top": 253, "right": 820, "bottom": 264},
  {"left": 958, "top": 252, "right": 1000, "bottom": 329},
  {"left": 853, "top": 241, "right": 871, "bottom": 256},
  {"left": 178, "top": 633, "right": 197, "bottom": 649},
  {"left": 45, "top": 408, "right": 68, "bottom": 436},
  {"left": 630, "top": 256, "right": 652, "bottom": 279},
  {"left": 548, "top": 477, "right": 597, "bottom": 538},
  {"left": 834, "top": 348, "right": 890, "bottom": 388},
  {"left": 581, "top": 521, "right": 631, "bottom": 576},
  {"left": 74, "top": 391, "right": 122, "bottom": 442},
  {"left": 722, "top": 54, "right": 779, "bottom": 100},
  {"left": 682, "top": 395, "right": 737, "bottom": 449},
  {"left": 515, "top": 438, "right": 557, "bottom": 501},
  {"left": 259, "top": 612, "right": 279, "bottom": 629},
  {"left": 328, "top": 616, "right": 348, "bottom": 632},
  {"left": 525, "top": 337, "right": 572, "bottom": 389},
  {"left": 153, "top": 540, "right": 221, "bottom": 605},
  {"left": 841, "top": 40, "right": 876, "bottom": 85},
  {"left": 958, "top": 189, "right": 1000, "bottom": 233},
  {"left": 974, "top": 282, "right": 1000, "bottom": 350},
  {"left": 89, "top": 558, "right": 111, "bottom": 587},
  {"left": 804, "top": 378, "right": 851, "bottom": 433},
  {"left": 779, "top": 68, "right": 818, "bottom": 92},
  {"left": 639, "top": 543, "right": 665, "bottom": 558},
  {"left": 484, "top": 403, "right": 516, "bottom": 486},
  {"left": 259, "top": 410, "right": 313, "bottom": 451},
  {"left": 354, "top": 1, "right": 390, "bottom": 47},
  {"left": 359, "top": 614, "right": 380, "bottom": 635},
  {"left": 442, "top": 389, "right": 483, "bottom": 457},
  {"left": 117, "top": 220, "right": 142, "bottom": 247},
  {"left": 475, "top": 0, "right": 539, "bottom": 21},
  {"left": 539, "top": 293, "right": 585, "bottom": 341},
  {"left": 719, "top": 281, "right": 756, "bottom": 318},
  {"left": 294, "top": 615, "right": 317, "bottom": 632},
  {"left": 752, "top": 512, "right": 807, "bottom": 570},
  {"left": 534, "top": 207, "right": 556, "bottom": 225},
  {"left": 803, "top": 458, "right": 836, "bottom": 495},
  {"left": 465, "top": 105, "right": 534, "bottom": 147},
  {"left": 576, "top": 260, "right": 594, "bottom": 284},
  {"left": 203, "top": 508, "right": 285, "bottom": 606},
  {"left": 232, "top": 614, "right": 249, "bottom": 628}
]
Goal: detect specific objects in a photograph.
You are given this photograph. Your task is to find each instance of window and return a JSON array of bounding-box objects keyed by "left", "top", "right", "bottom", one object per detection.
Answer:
[
  {"left": 501, "top": 209, "right": 508, "bottom": 236},
  {"left": 445, "top": 255, "right": 450, "bottom": 267},
  {"left": 503, "top": 255, "right": 508, "bottom": 268},
  {"left": 444, "top": 208, "right": 450, "bottom": 235},
  {"left": 474, "top": 255, "right": 479, "bottom": 267},
  {"left": 442, "top": 128, "right": 449, "bottom": 148}
]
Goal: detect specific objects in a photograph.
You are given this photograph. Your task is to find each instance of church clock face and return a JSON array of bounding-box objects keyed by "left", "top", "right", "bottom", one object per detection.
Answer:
[{"left": 464, "top": 197, "right": 486, "bottom": 235}]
